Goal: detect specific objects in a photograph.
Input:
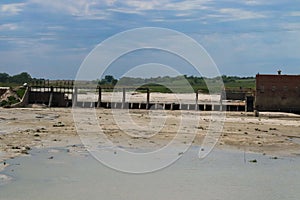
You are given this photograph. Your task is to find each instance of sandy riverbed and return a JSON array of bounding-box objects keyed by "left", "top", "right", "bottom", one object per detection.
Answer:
[
  {"left": 1, "top": 107, "right": 300, "bottom": 165},
  {"left": 1, "top": 107, "right": 300, "bottom": 199}
]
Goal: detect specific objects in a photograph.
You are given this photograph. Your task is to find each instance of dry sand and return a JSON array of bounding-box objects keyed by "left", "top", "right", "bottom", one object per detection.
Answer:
[{"left": 1, "top": 107, "right": 300, "bottom": 166}]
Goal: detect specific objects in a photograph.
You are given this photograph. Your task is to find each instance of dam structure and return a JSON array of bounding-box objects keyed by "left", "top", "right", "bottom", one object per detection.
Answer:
[{"left": 23, "top": 83, "right": 246, "bottom": 112}]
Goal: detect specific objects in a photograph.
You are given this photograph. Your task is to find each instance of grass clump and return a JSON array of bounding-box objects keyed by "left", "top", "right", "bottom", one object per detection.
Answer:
[
  {"left": 7, "top": 96, "right": 20, "bottom": 105},
  {"left": 16, "top": 88, "right": 26, "bottom": 99}
]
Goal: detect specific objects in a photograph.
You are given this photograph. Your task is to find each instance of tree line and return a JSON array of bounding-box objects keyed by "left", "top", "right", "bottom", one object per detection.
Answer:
[
  {"left": 0, "top": 72, "right": 255, "bottom": 93},
  {"left": 0, "top": 72, "right": 33, "bottom": 84},
  {"left": 0, "top": 72, "right": 47, "bottom": 86},
  {"left": 98, "top": 75, "right": 255, "bottom": 93}
]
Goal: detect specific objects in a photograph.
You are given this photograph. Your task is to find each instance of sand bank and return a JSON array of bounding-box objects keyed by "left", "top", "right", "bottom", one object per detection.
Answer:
[{"left": 0, "top": 107, "right": 300, "bottom": 165}]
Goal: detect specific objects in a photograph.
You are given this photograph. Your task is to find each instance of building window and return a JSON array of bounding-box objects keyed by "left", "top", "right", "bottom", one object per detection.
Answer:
[
  {"left": 272, "top": 86, "right": 276, "bottom": 92},
  {"left": 283, "top": 86, "right": 288, "bottom": 92}
]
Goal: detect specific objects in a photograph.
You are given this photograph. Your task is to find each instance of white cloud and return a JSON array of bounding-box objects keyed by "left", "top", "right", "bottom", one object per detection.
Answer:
[
  {"left": 28, "top": 0, "right": 213, "bottom": 19},
  {"left": 288, "top": 11, "right": 300, "bottom": 17},
  {"left": 108, "top": 8, "right": 143, "bottom": 15},
  {"left": 108, "top": 0, "right": 266, "bottom": 23},
  {"left": 115, "top": 0, "right": 211, "bottom": 13},
  {"left": 0, "top": 3, "right": 26, "bottom": 15},
  {"left": 29, "top": 0, "right": 111, "bottom": 19},
  {"left": 163, "top": 0, "right": 211, "bottom": 11},
  {"left": 281, "top": 22, "right": 300, "bottom": 31},
  {"left": 0, "top": 23, "right": 18, "bottom": 31},
  {"left": 217, "top": 8, "right": 266, "bottom": 21},
  {"left": 243, "top": 0, "right": 264, "bottom": 6},
  {"left": 47, "top": 26, "right": 66, "bottom": 30},
  {"left": 121, "top": 0, "right": 162, "bottom": 10},
  {"left": 24, "top": 0, "right": 267, "bottom": 24},
  {"left": 106, "top": 0, "right": 117, "bottom": 6},
  {"left": 29, "top": 0, "right": 85, "bottom": 15}
]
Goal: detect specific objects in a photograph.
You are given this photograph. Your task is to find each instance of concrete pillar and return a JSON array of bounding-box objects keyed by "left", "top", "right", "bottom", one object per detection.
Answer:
[
  {"left": 73, "top": 87, "right": 78, "bottom": 107},
  {"left": 220, "top": 100, "right": 223, "bottom": 111},
  {"left": 97, "top": 87, "right": 102, "bottom": 108},
  {"left": 48, "top": 86, "right": 54, "bottom": 108},
  {"left": 195, "top": 92, "right": 199, "bottom": 111},
  {"left": 122, "top": 88, "right": 126, "bottom": 109},
  {"left": 146, "top": 88, "right": 150, "bottom": 110}
]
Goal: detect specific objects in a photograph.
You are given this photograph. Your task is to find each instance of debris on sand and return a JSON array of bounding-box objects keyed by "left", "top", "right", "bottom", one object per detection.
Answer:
[
  {"left": 53, "top": 122, "right": 65, "bottom": 127},
  {"left": 21, "top": 149, "right": 29, "bottom": 155},
  {"left": 249, "top": 159, "right": 257, "bottom": 163}
]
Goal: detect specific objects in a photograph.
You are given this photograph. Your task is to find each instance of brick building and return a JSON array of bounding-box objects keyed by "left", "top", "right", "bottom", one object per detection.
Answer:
[{"left": 255, "top": 72, "right": 300, "bottom": 113}]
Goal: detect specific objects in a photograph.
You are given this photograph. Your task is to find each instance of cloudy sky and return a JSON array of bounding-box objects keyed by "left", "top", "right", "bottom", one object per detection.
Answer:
[{"left": 0, "top": 0, "right": 300, "bottom": 79}]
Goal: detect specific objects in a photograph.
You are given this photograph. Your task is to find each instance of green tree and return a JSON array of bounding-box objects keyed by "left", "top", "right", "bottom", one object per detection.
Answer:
[
  {"left": 0, "top": 73, "right": 9, "bottom": 82},
  {"left": 98, "top": 75, "right": 118, "bottom": 86},
  {"left": 9, "top": 72, "right": 32, "bottom": 84}
]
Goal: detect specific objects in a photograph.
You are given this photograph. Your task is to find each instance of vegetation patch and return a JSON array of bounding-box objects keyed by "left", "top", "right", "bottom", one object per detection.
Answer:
[
  {"left": 0, "top": 100, "right": 8, "bottom": 107},
  {"left": 16, "top": 88, "right": 26, "bottom": 99},
  {"left": 7, "top": 96, "right": 20, "bottom": 105},
  {"left": 0, "top": 88, "right": 21, "bottom": 107}
]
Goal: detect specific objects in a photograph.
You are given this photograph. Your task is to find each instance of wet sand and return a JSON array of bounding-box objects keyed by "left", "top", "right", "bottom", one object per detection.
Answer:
[
  {"left": 1, "top": 107, "right": 300, "bottom": 199},
  {"left": 1, "top": 107, "right": 300, "bottom": 164}
]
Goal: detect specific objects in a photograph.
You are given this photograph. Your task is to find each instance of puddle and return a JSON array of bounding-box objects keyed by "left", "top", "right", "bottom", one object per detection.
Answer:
[{"left": 1, "top": 147, "right": 300, "bottom": 200}]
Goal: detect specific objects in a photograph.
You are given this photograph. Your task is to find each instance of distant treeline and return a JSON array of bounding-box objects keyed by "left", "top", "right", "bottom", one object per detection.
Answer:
[
  {"left": 99, "top": 75, "right": 255, "bottom": 93},
  {"left": 0, "top": 72, "right": 46, "bottom": 86},
  {"left": 0, "top": 72, "right": 255, "bottom": 93}
]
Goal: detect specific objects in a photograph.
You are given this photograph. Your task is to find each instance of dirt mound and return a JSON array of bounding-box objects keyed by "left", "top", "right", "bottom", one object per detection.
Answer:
[
  {"left": 0, "top": 87, "right": 9, "bottom": 96},
  {"left": 0, "top": 88, "right": 21, "bottom": 107}
]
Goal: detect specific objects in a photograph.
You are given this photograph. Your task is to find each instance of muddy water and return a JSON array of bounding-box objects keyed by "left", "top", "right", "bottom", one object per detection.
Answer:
[{"left": 1, "top": 147, "right": 299, "bottom": 200}]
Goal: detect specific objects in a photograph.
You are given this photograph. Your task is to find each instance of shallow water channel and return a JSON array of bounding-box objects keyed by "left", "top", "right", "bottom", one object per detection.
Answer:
[{"left": 1, "top": 146, "right": 299, "bottom": 200}]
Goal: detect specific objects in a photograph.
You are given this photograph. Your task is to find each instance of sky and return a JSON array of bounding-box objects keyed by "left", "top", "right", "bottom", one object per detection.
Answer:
[{"left": 0, "top": 0, "right": 300, "bottom": 79}]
